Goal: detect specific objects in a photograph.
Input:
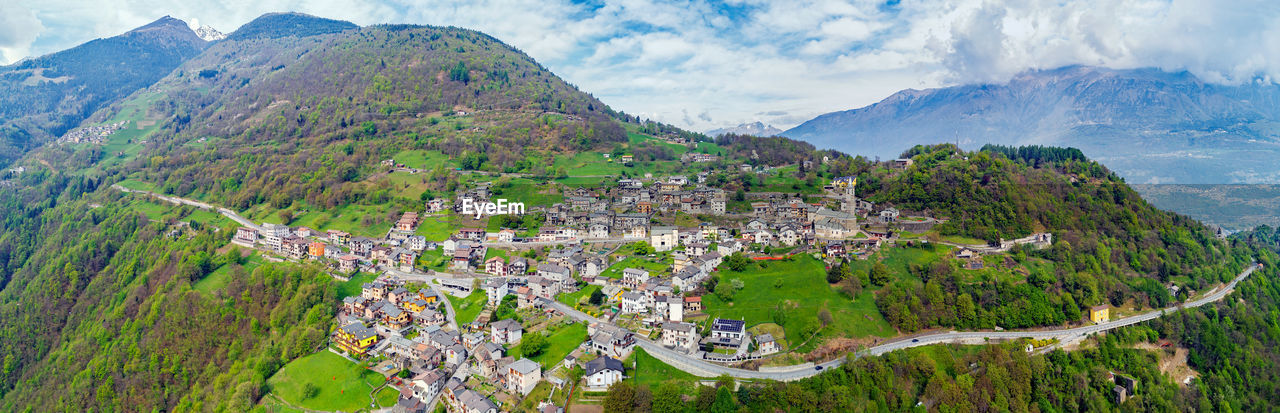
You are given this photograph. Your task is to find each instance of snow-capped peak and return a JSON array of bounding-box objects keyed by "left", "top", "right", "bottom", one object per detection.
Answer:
[{"left": 195, "top": 25, "right": 226, "bottom": 41}]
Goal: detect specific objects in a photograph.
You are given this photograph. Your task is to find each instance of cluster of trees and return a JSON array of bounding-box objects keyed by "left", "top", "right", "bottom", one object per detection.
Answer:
[
  {"left": 980, "top": 144, "right": 1089, "bottom": 165},
  {"left": 844, "top": 145, "right": 1251, "bottom": 331},
  {"left": 0, "top": 170, "right": 335, "bottom": 411},
  {"left": 713, "top": 134, "right": 817, "bottom": 167}
]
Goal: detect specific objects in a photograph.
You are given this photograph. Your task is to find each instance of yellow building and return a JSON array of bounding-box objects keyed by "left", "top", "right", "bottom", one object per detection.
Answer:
[
  {"left": 1090, "top": 305, "right": 1110, "bottom": 324},
  {"left": 335, "top": 322, "right": 378, "bottom": 356},
  {"left": 402, "top": 298, "right": 428, "bottom": 313}
]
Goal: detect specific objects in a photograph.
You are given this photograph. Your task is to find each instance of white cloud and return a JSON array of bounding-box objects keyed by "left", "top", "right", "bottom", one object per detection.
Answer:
[{"left": 4, "top": 0, "right": 1280, "bottom": 134}]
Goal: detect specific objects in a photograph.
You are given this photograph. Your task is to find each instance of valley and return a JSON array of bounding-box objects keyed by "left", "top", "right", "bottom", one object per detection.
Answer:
[{"left": 0, "top": 10, "right": 1277, "bottom": 413}]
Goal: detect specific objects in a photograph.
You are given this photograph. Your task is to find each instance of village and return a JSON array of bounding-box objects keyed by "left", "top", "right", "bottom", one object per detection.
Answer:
[{"left": 220, "top": 155, "right": 1059, "bottom": 413}]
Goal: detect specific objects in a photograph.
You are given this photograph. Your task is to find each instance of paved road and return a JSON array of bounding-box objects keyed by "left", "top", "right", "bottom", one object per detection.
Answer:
[
  {"left": 112, "top": 184, "right": 262, "bottom": 230},
  {"left": 550, "top": 264, "right": 1260, "bottom": 381}
]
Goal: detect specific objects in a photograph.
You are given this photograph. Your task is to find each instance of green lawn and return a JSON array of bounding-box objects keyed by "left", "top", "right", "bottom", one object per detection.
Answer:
[
  {"left": 702, "top": 256, "right": 894, "bottom": 348},
  {"left": 625, "top": 348, "right": 700, "bottom": 387},
  {"left": 557, "top": 285, "right": 601, "bottom": 307},
  {"left": 392, "top": 149, "right": 458, "bottom": 170},
  {"left": 516, "top": 381, "right": 555, "bottom": 412},
  {"left": 491, "top": 178, "right": 563, "bottom": 207},
  {"left": 336, "top": 272, "right": 378, "bottom": 299},
  {"left": 246, "top": 203, "right": 397, "bottom": 238},
  {"left": 195, "top": 253, "right": 264, "bottom": 294},
  {"left": 599, "top": 257, "right": 668, "bottom": 279},
  {"left": 416, "top": 215, "right": 458, "bottom": 241},
  {"left": 509, "top": 321, "right": 588, "bottom": 369},
  {"left": 266, "top": 351, "right": 391, "bottom": 412},
  {"left": 453, "top": 290, "right": 489, "bottom": 325}
]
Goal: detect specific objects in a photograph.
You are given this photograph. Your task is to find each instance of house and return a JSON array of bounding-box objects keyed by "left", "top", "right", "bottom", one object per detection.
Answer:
[
  {"left": 508, "top": 257, "right": 530, "bottom": 275},
  {"left": 1090, "top": 305, "right": 1110, "bottom": 324},
  {"left": 589, "top": 324, "right": 637, "bottom": 358},
  {"left": 445, "top": 343, "right": 467, "bottom": 365},
  {"left": 661, "top": 322, "right": 699, "bottom": 353},
  {"left": 756, "top": 333, "right": 779, "bottom": 355},
  {"left": 410, "top": 370, "right": 449, "bottom": 404},
  {"left": 880, "top": 207, "right": 900, "bottom": 223},
  {"left": 708, "top": 318, "right": 747, "bottom": 349},
  {"left": 620, "top": 292, "right": 650, "bottom": 314},
  {"left": 455, "top": 389, "right": 498, "bottom": 413},
  {"left": 620, "top": 154, "right": 634, "bottom": 163},
  {"left": 955, "top": 248, "right": 977, "bottom": 259},
  {"left": 490, "top": 319, "right": 523, "bottom": 344},
  {"left": 891, "top": 158, "right": 914, "bottom": 169},
  {"left": 497, "top": 229, "right": 516, "bottom": 243},
  {"left": 650, "top": 226, "right": 679, "bottom": 252},
  {"left": 717, "top": 240, "right": 744, "bottom": 256},
  {"left": 338, "top": 255, "right": 360, "bottom": 273},
  {"left": 335, "top": 321, "right": 379, "bottom": 356},
  {"left": 537, "top": 263, "right": 573, "bottom": 288},
  {"left": 484, "top": 278, "right": 510, "bottom": 305},
  {"left": 588, "top": 223, "right": 610, "bottom": 239},
  {"left": 621, "top": 268, "right": 650, "bottom": 289},
  {"left": 584, "top": 357, "right": 624, "bottom": 390},
  {"left": 414, "top": 308, "right": 445, "bottom": 326},
  {"left": 672, "top": 267, "right": 705, "bottom": 292},
  {"left": 484, "top": 257, "right": 507, "bottom": 276},
  {"left": 507, "top": 358, "right": 542, "bottom": 395},
  {"left": 406, "top": 235, "right": 427, "bottom": 251},
  {"left": 325, "top": 229, "right": 351, "bottom": 245},
  {"left": 233, "top": 227, "right": 258, "bottom": 246},
  {"left": 686, "top": 241, "right": 710, "bottom": 256}
]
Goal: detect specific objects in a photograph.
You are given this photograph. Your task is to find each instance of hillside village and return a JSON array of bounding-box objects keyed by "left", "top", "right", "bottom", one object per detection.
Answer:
[{"left": 219, "top": 155, "right": 1057, "bottom": 413}]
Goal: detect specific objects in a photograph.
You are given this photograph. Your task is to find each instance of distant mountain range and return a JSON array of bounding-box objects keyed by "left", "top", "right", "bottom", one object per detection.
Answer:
[
  {"left": 0, "top": 16, "right": 208, "bottom": 166},
  {"left": 708, "top": 121, "right": 782, "bottom": 137},
  {"left": 783, "top": 65, "right": 1280, "bottom": 184}
]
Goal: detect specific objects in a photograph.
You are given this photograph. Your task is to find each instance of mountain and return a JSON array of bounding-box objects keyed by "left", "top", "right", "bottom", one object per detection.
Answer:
[
  {"left": 224, "top": 12, "right": 358, "bottom": 41},
  {"left": 783, "top": 65, "right": 1280, "bottom": 184},
  {"left": 194, "top": 24, "right": 226, "bottom": 41},
  {"left": 708, "top": 121, "right": 782, "bottom": 137},
  {"left": 0, "top": 16, "right": 207, "bottom": 167}
]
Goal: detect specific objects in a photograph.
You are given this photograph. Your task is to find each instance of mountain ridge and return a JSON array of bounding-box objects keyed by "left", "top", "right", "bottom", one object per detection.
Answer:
[{"left": 783, "top": 65, "right": 1280, "bottom": 183}]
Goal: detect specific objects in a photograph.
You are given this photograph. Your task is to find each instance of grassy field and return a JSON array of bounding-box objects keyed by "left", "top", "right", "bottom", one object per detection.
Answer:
[
  {"left": 195, "top": 253, "right": 265, "bottom": 294},
  {"left": 702, "top": 256, "right": 894, "bottom": 347},
  {"left": 557, "top": 285, "right": 602, "bottom": 307},
  {"left": 416, "top": 215, "right": 459, "bottom": 241},
  {"left": 509, "top": 321, "right": 588, "bottom": 369},
  {"left": 246, "top": 203, "right": 397, "bottom": 238},
  {"left": 599, "top": 257, "right": 668, "bottom": 279},
  {"left": 266, "top": 351, "right": 392, "bottom": 412},
  {"left": 89, "top": 92, "right": 165, "bottom": 173},
  {"left": 491, "top": 178, "right": 563, "bottom": 207},
  {"left": 453, "top": 290, "right": 489, "bottom": 325},
  {"left": 516, "top": 381, "right": 555, "bottom": 412},
  {"left": 392, "top": 149, "right": 458, "bottom": 170},
  {"left": 624, "top": 348, "right": 699, "bottom": 387},
  {"left": 336, "top": 272, "right": 378, "bottom": 299}
]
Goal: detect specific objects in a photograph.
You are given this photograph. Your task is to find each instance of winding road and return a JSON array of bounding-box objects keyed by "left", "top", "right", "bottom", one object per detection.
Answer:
[{"left": 551, "top": 263, "right": 1260, "bottom": 382}]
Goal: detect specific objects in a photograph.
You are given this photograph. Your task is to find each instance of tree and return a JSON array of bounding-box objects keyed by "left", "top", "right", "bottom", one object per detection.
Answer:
[
  {"left": 651, "top": 382, "right": 682, "bottom": 412},
  {"left": 589, "top": 288, "right": 606, "bottom": 306},
  {"left": 603, "top": 382, "right": 636, "bottom": 413},
  {"left": 724, "top": 253, "right": 752, "bottom": 272},
  {"left": 870, "top": 262, "right": 891, "bottom": 286},
  {"left": 301, "top": 383, "right": 320, "bottom": 399},
  {"left": 519, "top": 332, "right": 549, "bottom": 357},
  {"left": 710, "top": 386, "right": 736, "bottom": 413},
  {"left": 818, "top": 308, "right": 833, "bottom": 328},
  {"left": 631, "top": 241, "right": 654, "bottom": 256},
  {"left": 278, "top": 210, "right": 294, "bottom": 225}
]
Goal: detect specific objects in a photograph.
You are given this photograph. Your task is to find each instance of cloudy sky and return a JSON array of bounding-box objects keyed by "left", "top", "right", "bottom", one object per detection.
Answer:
[{"left": 2, "top": 0, "right": 1278, "bottom": 132}]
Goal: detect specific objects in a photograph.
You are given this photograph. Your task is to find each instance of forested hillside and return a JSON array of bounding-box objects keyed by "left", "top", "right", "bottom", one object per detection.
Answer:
[
  {"left": 0, "top": 169, "right": 333, "bottom": 411},
  {"left": 33, "top": 19, "right": 628, "bottom": 214},
  {"left": 0, "top": 16, "right": 207, "bottom": 167},
  {"left": 826, "top": 145, "right": 1252, "bottom": 332}
]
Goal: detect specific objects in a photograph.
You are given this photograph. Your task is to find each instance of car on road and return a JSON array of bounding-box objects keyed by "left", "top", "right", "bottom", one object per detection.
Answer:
[
  {"left": 814, "top": 365, "right": 824, "bottom": 371},
  {"left": 911, "top": 339, "right": 919, "bottom": 343}
]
